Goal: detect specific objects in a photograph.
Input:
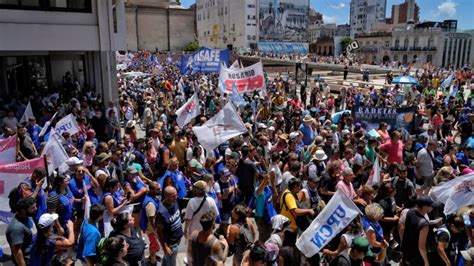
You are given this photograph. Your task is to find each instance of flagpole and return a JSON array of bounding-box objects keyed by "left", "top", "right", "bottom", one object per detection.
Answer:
[{"left": 43, "top": 154, "right": 51, "bottom": 189}]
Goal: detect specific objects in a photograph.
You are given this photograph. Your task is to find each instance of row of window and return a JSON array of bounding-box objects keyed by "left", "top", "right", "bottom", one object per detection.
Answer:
[
  {"left": 393, "top": 54, "right": 432, "bottom": 64},
  {"left": 0, "top": 0, "right": 91, "bottom": 12},
  {"left": 393, "top": 38, "right": 434, "bottom": 49},
  {"left": 247, "top": 35, "right": 256, "bottom": 41}
]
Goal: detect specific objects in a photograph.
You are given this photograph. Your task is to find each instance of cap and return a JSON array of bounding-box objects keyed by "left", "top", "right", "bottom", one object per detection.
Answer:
[
  {"left": 416, "top": 195, "right": 434, "bottom": 207},
  {"left": 193, "top": 180, "right": 207, "bottom": 191},
  {"left": 222, "top": 168, "right": 231, "bottom": 177},
  {"left": 38, "top": 213, "right": 59, "bottom": 228},
  {"left": 289, "top": 132, "right": 299, "bottom": 140},
  {"left": 97, "top": 152, "right": 111, "bottom": 163},
  {"left": 461, "top": 247, "right": 474, "bottom": 261},
  {"left": 66, "top": 157, "right": 83, "bottom": 166},
  {"left": 126, "top": 166, "right": 138, "bottom": 175},
  {"left": 308, "top": 175, "right": 321, "bottom": 183},
  {"left": 271, "top": 214, "right": 290, "bottom": 231},
  {"left": 419, "top": 133, "right": 429, "bottom": 140},
  {"left": 257, "top": 123, "right": 267, "bottom": 129},
  {"left": 352, "top": 236, "right": 373, "bottom": 257}
]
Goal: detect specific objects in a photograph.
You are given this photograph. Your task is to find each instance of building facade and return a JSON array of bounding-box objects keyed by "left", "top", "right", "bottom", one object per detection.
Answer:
[
  {"left": 309, "top": 23, "right": 336, "bottom": 43},
  {"left": 0, "top": 0, "right": 126, "bottom": 102},
  {"left": 353, "top": 32, "right": 392, "bottom": 64},
  {"left": 350, "top": 0, "right": 387, "bottom": 36},
  {"left": 389, "top": 0, "right": 419, "bottom": 24},
  {"left": 336, "top": 24, "right": 351, "bottom": 37},
  {"left": 125, "top": 0, "right": 197, "bottom": 51}
]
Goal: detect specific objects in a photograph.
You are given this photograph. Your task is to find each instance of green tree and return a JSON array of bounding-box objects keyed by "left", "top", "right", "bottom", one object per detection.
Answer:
[
  {"left": 184, "top": 40, "right": 200, "bottom": 52},
  {"left": 340, "top": 37, "right": 353, "bottom": 52}
]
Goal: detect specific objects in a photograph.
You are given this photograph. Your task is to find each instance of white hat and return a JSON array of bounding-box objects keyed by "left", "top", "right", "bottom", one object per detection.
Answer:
[
  {"left": 38, "top": 213, "right": 59, "bottom": 228},
  {"left": 461, "top": 247, "right": 474, "bottom": 261},
  {"left": 268, "top": 126, "right": 275, "bottom": 131},
  {"left": 303, "top": 115, "right": 314, "bottom": 123},
  {"left": 126, "top": 120, "right": 136, "bottom": 128},
  {"left": 289, "top": 132, "right": 299, "bottom": 140},
  {"left": 312, "top": 150, "right": 328, "bottom": 161},
  {"left": 271, "top": 214, "right": 290, "bottom": 231},
  {"left": 66, "top": 157, "right": 83, "bottom": 166},
  {"left": 257, "top": 123, "right": 267, "bottom": 129}
]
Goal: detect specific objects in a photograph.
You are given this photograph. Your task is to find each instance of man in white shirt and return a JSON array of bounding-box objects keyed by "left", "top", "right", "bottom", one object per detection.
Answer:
[
  {"left": 2, "top": 110, "right": 18, "bottom": 133},
  {"left": 416, "top": 140, "right": 437, "bottom": 194}
]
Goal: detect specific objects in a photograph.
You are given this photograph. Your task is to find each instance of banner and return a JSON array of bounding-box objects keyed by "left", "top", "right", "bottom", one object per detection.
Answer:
[
  {"left": 176, "top": 93, "right": 201, "bottom": 128},
  {"left": 257, "top": 42, "right": 309, "bottom": 54},
  {"left": 0, "top": 157, "right": 46, "bottom": 223},
  {"left": 55, "top": 114, "right": 80, "bottom": 136},
  {"left": 41, "top": 129, "right": 69, "bottom": 175},
  {"left": 430, "top": 174, "right": 474, "bottom": 215},
  {"left": 296, "top": 189, "right": 361, "bottom": 257},
  {"left": 180, "top": 47, "right": 230, "bottom": 75},
  {"left": 192, "top": 102, "right": 247, "bottom": 151},
  {"left": 20, "top": 101, "right": 34, "bottom": 124},
  {"left": 38, "top": 112, "right": 58, "bottom": 137},
  {"left": 0, "top": 136, "right": 17, "bottom": 164},
  {"left": 219, "top": 62, "right": 265, "bottom": 93},
  {"left": 352, "top": 105, "right": 416, "bottom": 135}
]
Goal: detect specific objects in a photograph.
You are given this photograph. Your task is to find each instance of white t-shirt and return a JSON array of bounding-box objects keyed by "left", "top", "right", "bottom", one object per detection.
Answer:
[
  {"left": 184, "top": 196, "right": 219, "bottom": 237},
  {"left": 270, "top": 163, "right": 282, "bottom": 186}
]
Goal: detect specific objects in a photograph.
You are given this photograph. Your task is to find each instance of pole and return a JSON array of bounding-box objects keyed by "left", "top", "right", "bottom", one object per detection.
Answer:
[{"left": 43, "top": 155, "right": 51, "bottom": 189}]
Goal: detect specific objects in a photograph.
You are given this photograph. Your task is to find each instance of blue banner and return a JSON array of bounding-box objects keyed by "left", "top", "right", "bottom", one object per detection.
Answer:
[
  {"left": 258, "top": 42, "right": 308, "bottom": 54},
  {"left": 180, "top": 47, "right": 230, "bottom": 75},
  {"left": 352, "top": 105, "right": 416, "bottom": 135}
]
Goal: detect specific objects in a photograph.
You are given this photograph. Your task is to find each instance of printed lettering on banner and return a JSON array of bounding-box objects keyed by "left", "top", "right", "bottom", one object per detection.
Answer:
[{"left": 220, "top": 61, "right": 265, "bottom": 93}]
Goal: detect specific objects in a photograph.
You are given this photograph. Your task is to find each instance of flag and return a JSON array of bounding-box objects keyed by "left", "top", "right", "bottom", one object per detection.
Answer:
[
  {"left": 20, "top": 101, "right": 34, "bottom": 124},
  {"left": 192, "top": 102, "right": 247, "bottom": 151},
  {"left": 166, "top": 56, "right": 173, "bottom": 64},
  {"left": 296, "top": 189, "right": 361, "bottom": 257},
  {"left": 54, "top": 114, "right": 80, "bottom": 136},
  {"left": 231, "top": 82, "right": 247, "bottom": 107},
  {"left": 441, "top": 73, "right": 454, "bottom": 90},
  {"left": 41, "top": 129, "right": 69, "bottom": 175},
  {"left": 83, "top": 180, "right": 91, "bottom": 220},
  {"left": 38, "top": 112, "right": 58, "bottom": 137},
  {"left": 367, "top": 157, "right": 381, "bottom": 186},
  {"left": 229, "top": 60, "right": 239, "bottom": 70},
  {"left": 430, "top": 173, "right": 474, "bottom": 215},
  {"left": 176, "top": 93, "right": 201, "bottom": 128},
  {"left": 0, "top": 136, "right": 17, "bottom": 164},
  {"left": 0, "top": 157, "right": 46, "bottom": 223}
]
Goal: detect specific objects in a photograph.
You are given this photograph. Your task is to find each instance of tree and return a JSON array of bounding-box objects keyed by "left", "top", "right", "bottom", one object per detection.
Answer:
[
  {"left": 340, "top": 37, "right": 353, "bottom": 52},
  {"left": 184, "top": 40, "right": 199, "bottom": 52}
]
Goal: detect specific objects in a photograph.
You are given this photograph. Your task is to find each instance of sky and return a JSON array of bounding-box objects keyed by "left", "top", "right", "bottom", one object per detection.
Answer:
[{"left": 180, "top": 0, "right": 474, "bottom": 30}]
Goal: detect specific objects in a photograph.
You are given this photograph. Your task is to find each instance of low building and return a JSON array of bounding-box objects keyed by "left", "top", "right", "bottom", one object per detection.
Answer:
[
  {"left": 310, "top": 36, "right": 334, "bottom": 56},
  {"left": 354, "top": 31, "right": 392, "bottom": 64},
  {"left": 309, "top": 23, "right": 336, "bottom": 43},
  {"left": 0, "top": 0, "right": 126, "bottom": 102}
]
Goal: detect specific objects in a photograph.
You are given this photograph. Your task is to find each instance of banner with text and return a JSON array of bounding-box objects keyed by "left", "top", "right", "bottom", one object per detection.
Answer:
[
  {"left": 219, "top": 61, "right": 265, "bottom": 93},
  {"left": 352, "top": 105, "right": 416, "bottom": 134},
  {"left": 180, "top": 47, "right": 230, "bottom": 75}
]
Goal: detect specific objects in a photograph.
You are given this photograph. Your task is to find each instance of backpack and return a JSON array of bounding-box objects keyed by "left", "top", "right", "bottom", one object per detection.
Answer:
[
  {"left": 238, "top": 223, "right": 255, "bottom": 250},
  {"left": 96, "top": 236, "right": 109, "bottom": 265},
  {"left": 281, "top": 192, "right": 312, "bottom": 231}
]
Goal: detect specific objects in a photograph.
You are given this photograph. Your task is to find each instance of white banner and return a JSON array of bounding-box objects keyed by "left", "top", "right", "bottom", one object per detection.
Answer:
[
  {"left": 55, "top": 114, "right": 80, "bottom": 136},
  {"left": 219, "top": 61, "right": 265, "bottom": 93},
  {"left": 367, "top": 157, "right": 381, "bottom": 186},
  {"left": 176, "top": 93, "right": 201, "bottom": 128},
  {"left": 20, "top": 101, "right": 34, "bottom": 124},
  {"left": 38, "top": 112, "right": 58, "bottom": 137},
  {"left": 430, "top": 173, "right": 474, "bottom": 215},
  {"left": 192, "top": 102, "right": 247, "bottom": 151},
  {"left": 0, "top": 136, "right": 17, "bottom": 164},
  {"left": 296, "top": 189, "right": 361, "bottom": 257},
  {"left": 41, "top": 130, "right": 69, "bottom": 175}
]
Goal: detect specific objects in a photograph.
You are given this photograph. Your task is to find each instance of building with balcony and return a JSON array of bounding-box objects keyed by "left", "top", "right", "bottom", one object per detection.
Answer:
[
  {"left": 125, "top": 0, "right": 197, "bottom": 51},
  {"left": 0, "top": 0, "right": 126, "bottom": 102},
  {"left": 350, "top": 0, "right": 387, "bottom": 36},
  {"left": 353, "top": 31, "right": 392, "bottom": 64}
]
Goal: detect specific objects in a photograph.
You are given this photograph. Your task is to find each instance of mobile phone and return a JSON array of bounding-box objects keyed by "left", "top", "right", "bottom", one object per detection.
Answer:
[{"left": 126, "top": 192, "right": 131, "bottom": 201}]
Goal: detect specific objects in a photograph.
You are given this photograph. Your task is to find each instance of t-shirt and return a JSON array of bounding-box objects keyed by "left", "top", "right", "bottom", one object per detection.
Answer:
[
  {"left": 379, "top": 140, "right": 403, "bottom": 164},
  {"left": 336, "top": 180, "right": 356, "bottom": 199},
  {"left": 280, "top": 190, "right": 298, "bottom": 231},
  {"left": 184, "top": 196, "right": 219, "bottom": 236},
  {"left": 77, "top": 221, "right": 101, "bottom": 261},
  {"left": 6, "top": 216, "right": 33, "bottom": 263},
  {"left": 401, "top": 208, "right": 430, "bottom": 264},
  {"left": 156, "top": 202, "right": 183, "bottom": 245},
  {"left": 329, "top": 252, "right": 361, "bottom": 266}
]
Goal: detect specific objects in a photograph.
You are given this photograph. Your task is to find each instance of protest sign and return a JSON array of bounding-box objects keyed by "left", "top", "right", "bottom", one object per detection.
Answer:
[
  {"left": 219, "top": 61, "right": 265, "bottom": 93},
  {"left": 180, "top": 47, "right": 230, "bottom": 74}
]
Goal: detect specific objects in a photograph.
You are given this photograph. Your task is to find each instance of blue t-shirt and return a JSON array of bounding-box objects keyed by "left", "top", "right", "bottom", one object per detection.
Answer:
[
  {"left": 69, "top": 175, "right": 100, "bottom": 211},
  {"left": 27, "top": 124, "right": 42, "bottom": 149},
  {"left": 124, "top": 176, "right": 146, "bottom": 204},
  {"left": 77, "top": 220, "right": 101, "bottom": 261},
  {"left": 27, "top": 179, "right": 46, "bottom": 222},
  {"left": 49, "top": 189, "right": 74, "bottom": 226},
  {"left": 299, "top": 123, "right": 314, "bottom": 146},
  {"left": 29, "top": 235, "right": 55, "bottom": 266},
  {"left": 159, "top": 170, "right": 187, "bottom": 199}
]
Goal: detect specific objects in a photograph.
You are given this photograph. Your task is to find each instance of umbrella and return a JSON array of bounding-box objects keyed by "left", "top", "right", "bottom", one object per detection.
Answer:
[{"left": 392, "top": 76, "right": 418, "bottom": 85}]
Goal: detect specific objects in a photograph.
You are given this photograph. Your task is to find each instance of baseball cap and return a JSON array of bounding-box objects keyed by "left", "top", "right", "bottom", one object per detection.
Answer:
[
  {"left": 461, "top": 247, "right": 474, "bottom": 261},
  {"left": 126, "top": 166, "right": 138, "bottom": 175},
  {"left": 65, "top": 156, "right": 83, "bottom": 166},
  {"left": 271, "top": 214, "right": 290, "bottom": 231},
  {"left": 97, "top": 152, "right": 111, "bottom": 163},
  {"left": 308, "top": 175, "right": 321, "bottom": 183},
  {"left": 416, "top": 195, "right": 434, "bottom": 207},
  {"left": 352, "top": 236, "right": 373, "bottom": 257},
  {"left": 38, "top": 213, "right": 59, "bottom": 228}
]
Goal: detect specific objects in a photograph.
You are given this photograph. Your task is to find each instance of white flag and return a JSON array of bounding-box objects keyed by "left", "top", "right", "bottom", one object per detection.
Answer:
[
  {"left": 38, "top": 112, "right": 58, "bottom": 137},
  {"left": 296, "top": 189, "right": 361, "bottom": 257},
  {"left": 41, "top": 130, "right": 69, "bottom": 175},
  {"left": 54, "top": 114, "right": 80, "bottom": 136},
  {"left": 19, "top": 101, "right": 34, "bottom": 124},
  {"left": 367, "top": 157, "right": 380, "bottom": 186},
  {"left": 430, "top": 173, "right": 474, "bottom": 215},
  {"left": 0, "top": 136, "right": 17, "bottom": 164},
  {"left": 176, "top": 93, "right": 200, "bottom": 128},
  {"left": 83, "top": 180, "right": 91, "bottom": 220},
  {"left": 192, "top": 102, "right": 247, "bottom": 151},
  {"left": 229, "top": 60, "right": 240, "bottom": 70}
]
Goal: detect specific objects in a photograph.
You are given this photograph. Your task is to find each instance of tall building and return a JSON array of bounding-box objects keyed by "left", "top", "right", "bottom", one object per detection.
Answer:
[
  {"left": 349, "top": 0, "right": 387, "bottom": 36},
  {"left": 196, "top": 0, "right": 310, "bottom": 51},
  {"left": 125, "top": 0, "right": 197, "bottom": 51},
  {"left": 389, "top": 0, "right": 419, "bottom": 24},
  {"left": 336, "top": 24, "right": 351, "bottom": 37},
  {"left": 0, "top": 0, "right": 126, "bottom": 102}
]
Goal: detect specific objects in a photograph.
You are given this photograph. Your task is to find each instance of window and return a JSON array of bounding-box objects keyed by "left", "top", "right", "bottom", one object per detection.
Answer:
[
  {"left": 404, "top": 39, "right": 409, "bottom": 49},
  {"left": 0, "top": 0, "right": 91, "bottom": 11},
  {"left": 402, "top": 54, "right": 408, "bottom": 64},
  {"left": 225, "top": 6, "right": 227, "bottom": 14},
  {"left": 394, "top": 54, "right": 399, "bottom": 61},
  {"left": 414, "top": 38, "right": 418, "bottom": 48},
  {"left": 385, "top": 41, "right": 390, "bottom": 48},
  {"left": 112, "top": 0, "right": 117, "bottom": 33},
  {"left": 247, "top": 4, "right": 255, "bottom": 8},
  {"left": 248, "top": 15, "right": 251, "bottom": 19},
  {"left": 426, "top": 54, "right": 432, "bottom": 63},
  {"left": 394, "top": 39, "right": 399, "bottom": 48},
  {"left": 428, "top": 38, "right": 434, "bottom": 48}
]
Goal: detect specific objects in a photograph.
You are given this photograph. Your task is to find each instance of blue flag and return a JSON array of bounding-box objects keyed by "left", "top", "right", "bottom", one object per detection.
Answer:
[
  {"left": 441, "top": 73, "right": 454, "bottom": 90},
  {"left": 231, "top": 83, "right": 247, "bottom": 107}
]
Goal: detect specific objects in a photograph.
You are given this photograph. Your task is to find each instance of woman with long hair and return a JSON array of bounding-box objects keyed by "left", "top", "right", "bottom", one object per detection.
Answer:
[
  {"left": 376, "top": 183, "right": 400, "bottom": 242},
  {"left": 227, "top": 204, "right": 257, "bottom": 266},
  {"left": 49, "top": 175, "right": 75, "bottom": 232},
  {"left": 110, "top": 212, "right": 146, "bottom": 266},
  {"left": 82, "top": 141, "right": 96, "bottom": 167},
  {"left": 102, "top": 178, "right": 129, "bottom": 237},
  {"left": 145, "top": 137, "right": 158, "bottom": 174},
  {"left": 125, "top": 121, "right": 137, "bottom": 143},
  {"left": 188, "top": 146, "right": 205, "bottom": 182},
  {"left": 104, "top": 235, "right": 130, "bottom": 265}
]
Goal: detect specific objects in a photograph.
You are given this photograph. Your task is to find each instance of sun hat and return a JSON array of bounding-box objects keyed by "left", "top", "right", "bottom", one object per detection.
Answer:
[{"left": 312, "top": 150, "right": 328, "bottom": 161}]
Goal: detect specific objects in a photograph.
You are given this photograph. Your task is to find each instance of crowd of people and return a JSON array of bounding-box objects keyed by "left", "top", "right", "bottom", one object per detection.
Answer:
[{"left": 0, "top": 50, "right": 474, "bottom": 266}]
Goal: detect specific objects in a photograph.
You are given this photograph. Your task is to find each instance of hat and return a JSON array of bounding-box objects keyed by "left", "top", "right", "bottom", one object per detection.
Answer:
[
  {"left": 352, "top": 236, "right": 373, "bottom": 256},
  {"left": 193, "top": 180, "right": 207, "bottom": 191},
  {"left": 416, "top": 195, "right": 434, "bottom": 207},
  {"left": 461, "top": 247, "right": 474, "bottom": 261},
  {"left": 354, "top": 123, "right": 361, "bottom": 129},
  {"left": 289, "top": 132, "right": 299, "bottom": 140},
  {"left": 222, "top": 168, "right": 231, "bottom": 177},
  {"left": 66, "top": 156, "right": 83, "bottom": 166},
  {"left": 312, "top": 150, "right": 328, "bottom": 161},
  {"left": 303, "top": 115, "right": 314, "bottom": 123},
  {"left": 126, "top": 120, "right": 136, "bottom": 128},
  {"left": 308, "top": 175, "right": 321, "bottom": 183},
  {"left": 257, "top": 123, "right": 267, "bottom": 129},
  {"left": 268, "top": 126, "right": 275, "bottom": 131},
  {"left": 38, "top": 213, "right": 59, "bottom": 228},
  {"left": 278, "top": 134, "right": 288, "bottom": 142},
  {"left": 97, "top": 152, "right": 111, "bottom": 163},
  {"left": 419, "top": 133, "right": 429, "bottom": 140},
  {"left": 330, "top": 124, "right": 337, "bottom": 130},
  {"left": 271, "top": 214, "right": 290, "bottom": 231},
  {"left": 342, "top": 129, "right": 351, "bottom": 136},
  {"left": 126, "top": 166, "right": 138, "bottom": 175}
]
